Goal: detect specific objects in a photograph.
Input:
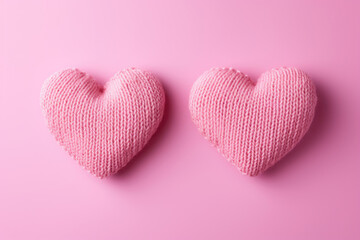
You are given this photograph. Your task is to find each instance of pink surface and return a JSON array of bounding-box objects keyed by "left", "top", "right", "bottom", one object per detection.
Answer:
[
  {"left": 0, "top": 0, "right": 359, "bottom": 239},
  {"left": 189, "top": 67, "right": 317, "bottom": 176}
]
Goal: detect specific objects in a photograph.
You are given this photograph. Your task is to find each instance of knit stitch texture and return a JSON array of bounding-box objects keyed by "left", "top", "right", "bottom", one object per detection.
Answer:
[
  {"left": 41, "top": 68, "right": 165, "bottom": 178},
  {"left": 189, "top": 67, "right": 317, "bottom": 176}
]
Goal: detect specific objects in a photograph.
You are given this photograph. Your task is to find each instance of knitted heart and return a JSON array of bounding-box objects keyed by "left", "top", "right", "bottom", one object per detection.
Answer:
[
  {"left": 41, "top": 68, "right": 165, "bottom": 178},
  {"left": 189, "top": 67, "right": 317, "bottom": 176}
]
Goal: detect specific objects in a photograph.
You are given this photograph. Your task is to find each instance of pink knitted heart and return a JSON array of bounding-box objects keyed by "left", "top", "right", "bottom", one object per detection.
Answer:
[
  {"left": 41, "top": 68, "right": 165, "bottom": 178},
  {"left": 189, "top": 67, "right": 317, "bottom": 176}
]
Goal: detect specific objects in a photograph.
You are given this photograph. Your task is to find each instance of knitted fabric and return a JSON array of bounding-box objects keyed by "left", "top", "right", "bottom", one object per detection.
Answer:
[
  {"left": 189, "top": 67, "right": 317, "bottom": 176},
  {"left": 41, "top": 68, "right": 165, "bottom": 178}
]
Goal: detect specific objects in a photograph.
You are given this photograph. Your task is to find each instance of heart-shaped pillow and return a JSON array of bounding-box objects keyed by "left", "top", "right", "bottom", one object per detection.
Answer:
[
  {"left": 41, "top": 68, "right": 165, "bottom": 178},
  {"left": 189, "top": 67, "right": 317, "bottom": 176}
]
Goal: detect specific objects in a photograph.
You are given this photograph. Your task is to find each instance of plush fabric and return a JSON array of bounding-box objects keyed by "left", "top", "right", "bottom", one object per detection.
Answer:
[
  {"left": 189, "top": 67, "right": 317, "bottom": 176},
  {"left": 41, "top": 68, "right": 165, "bottom": 178}
]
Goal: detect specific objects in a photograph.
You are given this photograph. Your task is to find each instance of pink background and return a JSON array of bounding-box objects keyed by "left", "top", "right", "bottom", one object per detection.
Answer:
[{"left": 1, "top": 0, "right": 360, "bottom": 239}]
